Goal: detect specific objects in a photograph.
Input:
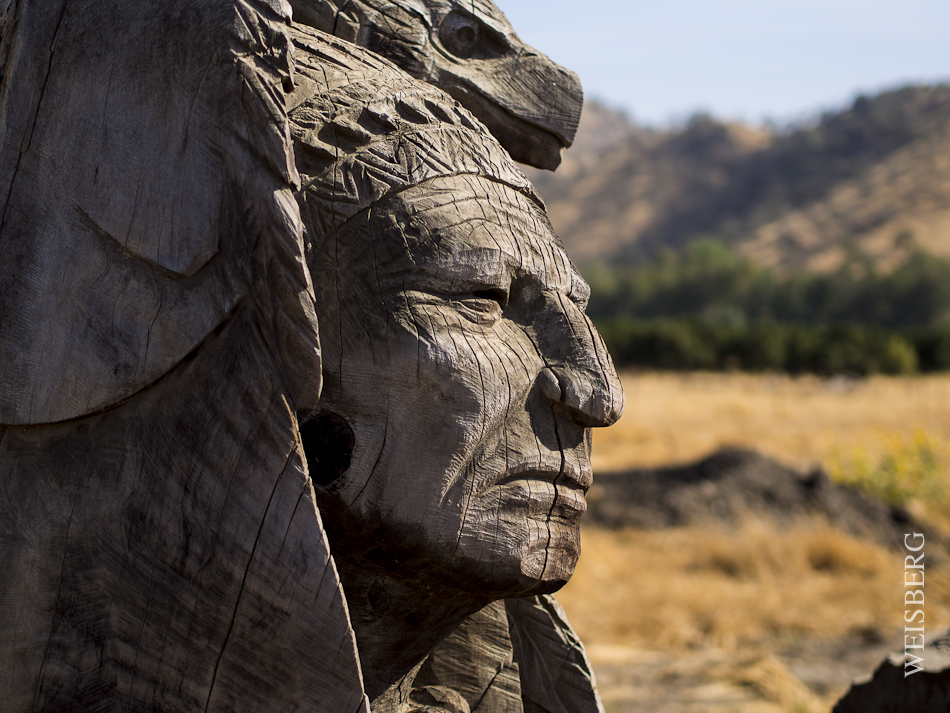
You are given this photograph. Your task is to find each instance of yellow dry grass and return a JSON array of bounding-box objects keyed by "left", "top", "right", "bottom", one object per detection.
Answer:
[
  {"left": 593, "top": 371, "right": 950, "bottom": 473},
  {"left": 565, "top": 372, "right": 950, "bottom": 711},
  {"left": 560, "top": 524, "right": 950, "bottom": 651},
  {"left": 559, "top": 524, "right": 950, "bottom": 712}
]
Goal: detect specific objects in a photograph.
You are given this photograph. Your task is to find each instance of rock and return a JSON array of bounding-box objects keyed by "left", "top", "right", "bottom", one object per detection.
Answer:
[{"left": 833, "top": 629, "right": 950, "bottom": 712}]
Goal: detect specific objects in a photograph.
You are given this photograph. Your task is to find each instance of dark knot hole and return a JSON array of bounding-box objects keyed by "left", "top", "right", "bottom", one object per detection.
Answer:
[{"left": 299, "top": 412, "right": 355, "bottom": 489}]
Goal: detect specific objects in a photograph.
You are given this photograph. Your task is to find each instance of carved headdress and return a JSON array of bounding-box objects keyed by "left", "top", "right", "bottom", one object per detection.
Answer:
[{"left": 285, "top": 23, "right": 544, "bottom": 241}]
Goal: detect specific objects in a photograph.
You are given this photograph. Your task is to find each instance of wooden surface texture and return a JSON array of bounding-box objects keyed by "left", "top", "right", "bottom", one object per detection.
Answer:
[{"left": 0, "top": 1, "right": 365, "bottom": 710}]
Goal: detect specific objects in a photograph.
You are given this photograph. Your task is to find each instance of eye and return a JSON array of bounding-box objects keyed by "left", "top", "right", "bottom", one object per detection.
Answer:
[{"left": 439, "top": 12, "right": 481, "bottom": 58}]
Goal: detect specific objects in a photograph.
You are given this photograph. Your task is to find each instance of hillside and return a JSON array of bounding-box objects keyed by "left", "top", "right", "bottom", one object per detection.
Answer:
[{"left": 526, "top": 85, "right": 950, "bottom": 272}]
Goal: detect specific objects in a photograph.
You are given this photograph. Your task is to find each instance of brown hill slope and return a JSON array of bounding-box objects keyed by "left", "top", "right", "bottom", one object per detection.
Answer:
[{"left": 526, "top": 86, "right": 950, "bottom": 271}]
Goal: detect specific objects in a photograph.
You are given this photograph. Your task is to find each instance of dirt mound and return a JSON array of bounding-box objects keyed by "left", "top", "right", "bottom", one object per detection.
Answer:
[{"left": 587, "top": 447, "right": 944, "bottom": 553}]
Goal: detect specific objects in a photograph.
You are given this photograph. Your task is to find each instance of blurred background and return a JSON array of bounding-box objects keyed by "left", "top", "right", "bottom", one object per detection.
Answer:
[{"left": 500, "top": 1, "right": 950, "bottom": 711}]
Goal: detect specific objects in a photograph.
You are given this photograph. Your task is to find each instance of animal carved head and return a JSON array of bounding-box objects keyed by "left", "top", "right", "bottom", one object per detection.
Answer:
[{"left": 288, "top": 0, "right": 583, "bottom": 170}]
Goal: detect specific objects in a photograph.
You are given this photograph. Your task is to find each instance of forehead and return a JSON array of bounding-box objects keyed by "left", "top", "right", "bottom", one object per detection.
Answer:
[{"left": 377, "top": 177, "right": 587, "bottom": 299}]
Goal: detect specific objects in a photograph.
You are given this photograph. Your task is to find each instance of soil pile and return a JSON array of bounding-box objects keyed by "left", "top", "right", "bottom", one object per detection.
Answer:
[{"left": 587, "top": 447, "right": 945, "bottom": 554}]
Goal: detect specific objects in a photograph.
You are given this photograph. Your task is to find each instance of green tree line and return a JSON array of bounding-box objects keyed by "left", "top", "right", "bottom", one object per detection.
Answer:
[{"left": 586, "top": 239, "right": 950, "bottom": 374}]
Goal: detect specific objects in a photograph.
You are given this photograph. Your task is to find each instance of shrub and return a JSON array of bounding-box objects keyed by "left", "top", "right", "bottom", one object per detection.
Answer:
[
  {"left": 825, "top": 430, "right": 950, "bottom": 520},
  {"left": 585, "top": 239, "right": 950, "bottom": 331},
  {"left": 907, "top": 328, "right": 950, "bottom": 371},
  {"left": 595, "top": 318, "right": 920, "bottom": 375}
]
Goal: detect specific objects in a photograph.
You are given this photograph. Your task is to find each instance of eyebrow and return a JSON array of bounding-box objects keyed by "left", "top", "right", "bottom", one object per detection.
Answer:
[
  {"left": 399, "top": 235, "right": 584, "bottom": 300},
  {"left": 395, "top": 245, "right": 512, "bottom": 288},
  {"left": 382, "top": 187, "right": 579, "bottom": 293}
]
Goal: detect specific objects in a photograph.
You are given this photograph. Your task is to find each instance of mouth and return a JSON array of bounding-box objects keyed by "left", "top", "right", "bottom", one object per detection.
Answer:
[
  {"left": 490, "top": 458, "right": 592, "bottom": 518},
  {"left": 495, "top": 458, "right": 592, "bottom": 491},
  {"left": 441, "top": 81, "right": 574, "bottom": 171}
]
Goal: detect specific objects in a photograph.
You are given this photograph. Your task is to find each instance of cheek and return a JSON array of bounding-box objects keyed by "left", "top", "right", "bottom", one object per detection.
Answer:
[
  {"left": 390, "top": 306, "right": 541, "bottom": 426},
  {"left": 341, "top": 311, "right": 544, "bottom": 524}
]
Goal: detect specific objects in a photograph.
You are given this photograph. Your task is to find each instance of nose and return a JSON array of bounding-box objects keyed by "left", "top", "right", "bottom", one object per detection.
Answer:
[{"left": 535, "top": 294, "right": 625, "bottom": 428}]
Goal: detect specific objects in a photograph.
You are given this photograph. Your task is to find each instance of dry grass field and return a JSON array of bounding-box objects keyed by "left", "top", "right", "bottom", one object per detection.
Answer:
[
  {"left": 559, "top": 371, "right": 950, "bottom": 712},
  {"left": 591, "top": 371, "right": 950, "bottom": 473}
]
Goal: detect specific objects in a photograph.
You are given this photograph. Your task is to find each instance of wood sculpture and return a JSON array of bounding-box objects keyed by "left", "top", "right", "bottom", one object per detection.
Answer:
[
  {"left": 0, "top": 1, "right": 620, "bottom": 711},
  {"left": 288, "top": 26, "right": 623, "bottom": 711},
  {"left": 287, "top": 0, "right": 584, "bottom": 170}
]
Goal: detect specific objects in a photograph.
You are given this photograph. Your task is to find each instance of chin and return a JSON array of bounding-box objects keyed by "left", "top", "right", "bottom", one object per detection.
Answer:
[
  {"left": 499, "top": 523, "right": 582, "bottom": 596},
  {"left": 451, "top": 519, "right": 581, "bottom": 598},
  {"left": 521, "top": 526, "right": 581, "bottom": 589}
]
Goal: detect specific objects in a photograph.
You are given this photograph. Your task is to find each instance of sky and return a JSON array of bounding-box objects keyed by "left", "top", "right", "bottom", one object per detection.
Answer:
[{"left": 496, "top": 0, "right": 950, "bottom": 126}]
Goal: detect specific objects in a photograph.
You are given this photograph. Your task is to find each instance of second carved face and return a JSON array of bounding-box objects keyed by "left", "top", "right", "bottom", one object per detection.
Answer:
[{"left": 303, "top": 175, "right": 624, "bottom": 598}]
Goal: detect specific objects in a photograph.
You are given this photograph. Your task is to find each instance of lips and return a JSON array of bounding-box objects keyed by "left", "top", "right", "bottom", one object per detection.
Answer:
[
  {"left": 495, "top": 456, "right": 592, "bottom": 490},
  {"left": 489, "top": 456, "right": 592, "bottom": 519}
]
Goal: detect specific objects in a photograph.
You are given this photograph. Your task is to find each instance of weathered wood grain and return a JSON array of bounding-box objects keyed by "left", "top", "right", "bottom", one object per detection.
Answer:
[
  {"left": 416, "top": 601, "right": 523, "bottom": 712},
  {"left": 415, "top": 597, "right": 607, "bottom": 713},
  {"left": 0, "top": 0, "right": 321, "bottom": 426},
  {"left": 506, "top": 595, "right": 606, "bottom": 713},
  {"left": 287, "top": 0, "right": 584, "bottom": 170},
  {"left": 0, "top": 310, "right": 367, "bottom": 711}
]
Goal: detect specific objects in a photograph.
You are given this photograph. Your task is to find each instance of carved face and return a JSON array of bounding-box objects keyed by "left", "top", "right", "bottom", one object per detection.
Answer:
[{"left": 304, "top": 177, "right": 623, "bottom": 597}]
